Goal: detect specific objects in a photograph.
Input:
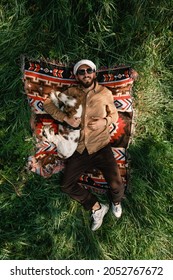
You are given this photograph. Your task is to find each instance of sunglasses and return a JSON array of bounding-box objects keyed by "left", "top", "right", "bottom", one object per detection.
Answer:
[{"left": 77, "top": 68, "right": 95, "bottom": 75}]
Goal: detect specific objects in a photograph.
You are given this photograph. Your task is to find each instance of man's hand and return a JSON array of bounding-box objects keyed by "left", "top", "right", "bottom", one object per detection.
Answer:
[
  {"left": 88, "top": 117, "right": 107, "bottom": 130},
  {"left": 63, "top": 116, "right": 81, "bottom": 128},
  {"left": 43, "top": 95, "right": 51, "bottom": 104}
]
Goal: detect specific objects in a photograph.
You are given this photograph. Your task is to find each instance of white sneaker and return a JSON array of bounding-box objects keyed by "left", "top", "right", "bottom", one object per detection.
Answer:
[
  {"left": 91, "top": 203, "right": 109, "bottom": 231},
  {"left": 112, "top": 202, "right": 122, "bottom": 218}
]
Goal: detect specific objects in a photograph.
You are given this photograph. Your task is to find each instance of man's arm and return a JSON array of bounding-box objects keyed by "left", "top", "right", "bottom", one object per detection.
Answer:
[
  {"left": 43, "top": 97, "right": 66, "bottom": 122},
  {"left": 87, "top": 90, "right": 118, "bottom": 131},
  {"left": 104, "top": 90, "right": 118, "bottom": 126}
]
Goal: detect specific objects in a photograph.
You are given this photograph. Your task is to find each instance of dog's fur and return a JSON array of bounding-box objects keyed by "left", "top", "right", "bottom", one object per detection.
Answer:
[{"left": 43, "top": 91, "right": 82, "bottom": 159}]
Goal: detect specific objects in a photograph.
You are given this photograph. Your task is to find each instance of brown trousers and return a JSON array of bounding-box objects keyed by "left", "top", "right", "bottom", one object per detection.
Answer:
[{"left": 62, "top": 144, "right": 125, "bottom": 210}]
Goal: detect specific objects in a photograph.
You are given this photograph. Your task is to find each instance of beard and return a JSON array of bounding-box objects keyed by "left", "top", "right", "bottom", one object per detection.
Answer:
[{"left": 79, "top": 77, "right": 96, "bottom": 88}]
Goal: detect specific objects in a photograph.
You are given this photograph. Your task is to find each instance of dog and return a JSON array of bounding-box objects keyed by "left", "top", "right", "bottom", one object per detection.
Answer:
[{"left": 43, "top": 91, "right": 82, "bottom": 159}]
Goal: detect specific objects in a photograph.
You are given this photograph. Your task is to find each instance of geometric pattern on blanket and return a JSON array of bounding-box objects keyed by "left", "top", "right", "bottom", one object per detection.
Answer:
[{"left": 23, "top": 58, "right": 137, "bottom": 193}]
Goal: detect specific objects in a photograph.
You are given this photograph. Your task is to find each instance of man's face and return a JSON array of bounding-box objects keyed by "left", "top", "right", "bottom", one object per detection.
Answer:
[{"left": 75, "top": 64, "right": 96, "bottom": 88}]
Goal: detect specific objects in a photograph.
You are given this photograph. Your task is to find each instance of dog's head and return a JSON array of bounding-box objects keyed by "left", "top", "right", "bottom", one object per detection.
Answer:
[{"left": 50, "top": 90, "right": 82, "bottom": 118}]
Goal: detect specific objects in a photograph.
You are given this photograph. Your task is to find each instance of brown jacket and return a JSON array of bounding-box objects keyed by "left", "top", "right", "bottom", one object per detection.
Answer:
[{"left": 43, "top": 82, "right": 118, "bottom": 154}]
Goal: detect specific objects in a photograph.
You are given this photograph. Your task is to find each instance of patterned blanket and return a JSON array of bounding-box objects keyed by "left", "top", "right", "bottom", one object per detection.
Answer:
[{"left": 23, "top": 58, "right": 137, "bottom": 193}]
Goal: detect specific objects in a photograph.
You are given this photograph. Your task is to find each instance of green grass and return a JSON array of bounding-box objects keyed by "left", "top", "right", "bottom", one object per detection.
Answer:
[{"left": 0, "top": 0, "right": 173, "bottom": 260}]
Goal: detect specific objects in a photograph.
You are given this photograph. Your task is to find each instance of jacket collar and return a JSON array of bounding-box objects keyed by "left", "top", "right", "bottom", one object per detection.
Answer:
[{"left": 77, "top": 80, "right": 103, "bottom": 94}]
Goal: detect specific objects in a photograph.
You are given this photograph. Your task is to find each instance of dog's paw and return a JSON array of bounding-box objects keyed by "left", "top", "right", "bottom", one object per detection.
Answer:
[{"left": 43, "top": 126, "right": 50, "bottom": 137}]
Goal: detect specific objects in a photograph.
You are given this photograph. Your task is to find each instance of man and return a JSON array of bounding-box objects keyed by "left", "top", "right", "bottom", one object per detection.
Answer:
[{"left": 44, "top": 59, "right": 125, "bottom": 231}]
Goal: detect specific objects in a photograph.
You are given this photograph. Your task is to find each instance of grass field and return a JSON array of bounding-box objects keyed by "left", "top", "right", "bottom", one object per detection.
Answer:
[{"left": 0, "top": 0, "right": 173, "bottom": 260}]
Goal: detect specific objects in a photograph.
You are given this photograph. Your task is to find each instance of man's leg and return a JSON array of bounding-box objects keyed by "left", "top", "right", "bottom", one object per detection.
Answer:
[
  {"left": 92, "top": 144, "right": 125, "bottom": 203},
  {"left": 91, "top": 144, "right": 124, "bottom": 218},
  {"left": 62, "top": 149, "right": 110, "bottom": 230},
  {"left": 62, "top": 149, "right": 98, "bottom": 210}
]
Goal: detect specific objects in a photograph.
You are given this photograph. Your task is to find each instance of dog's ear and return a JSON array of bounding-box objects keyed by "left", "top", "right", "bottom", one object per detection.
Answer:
[{"left": 76, "top": 96, "right": 82, "bottom": 108}]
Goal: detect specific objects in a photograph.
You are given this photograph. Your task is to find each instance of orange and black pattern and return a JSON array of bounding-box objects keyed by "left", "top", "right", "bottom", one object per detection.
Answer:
[{"left": 23, "top": 58, "right": 138, "bottom": 192}]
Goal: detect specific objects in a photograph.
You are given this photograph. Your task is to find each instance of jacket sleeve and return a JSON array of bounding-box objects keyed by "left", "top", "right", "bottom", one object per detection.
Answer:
[
  {"left": 104, "top": 90, "right": 118, "bottom": 126},
  {"left": 43, "top": 98, "right": 66, "bottom": 122}
]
